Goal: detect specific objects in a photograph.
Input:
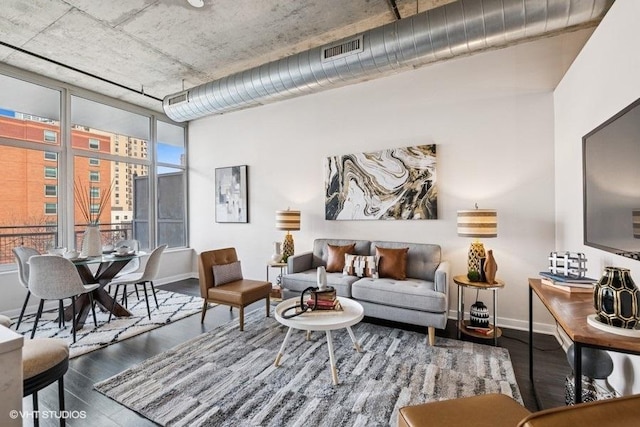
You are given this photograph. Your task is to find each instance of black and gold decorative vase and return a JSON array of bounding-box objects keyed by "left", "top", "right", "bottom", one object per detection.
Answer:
[
  {"left": 593, "top": 267, "right": 640, "bottom": 329},
  {"left": 470, "top": 301, "right": 489, "bottom": 328},
  {"left": 467, "top": 242, "right": 486, "bottom": 276}
]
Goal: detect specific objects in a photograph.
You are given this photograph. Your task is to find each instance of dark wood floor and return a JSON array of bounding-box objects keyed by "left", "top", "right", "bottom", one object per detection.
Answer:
[{"left": 21, "top": 279, "right": 569, "bottom": 426}]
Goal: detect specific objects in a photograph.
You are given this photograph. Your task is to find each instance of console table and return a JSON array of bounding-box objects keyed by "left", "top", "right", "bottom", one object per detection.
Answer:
[{"left": 529, "top": 278, "right": 640, "bottom": 405}]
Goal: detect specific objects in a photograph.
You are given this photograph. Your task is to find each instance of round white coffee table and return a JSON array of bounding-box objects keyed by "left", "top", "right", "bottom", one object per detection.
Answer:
[{"left": 274, "top": 296, "right": 364, "bottom": 385}]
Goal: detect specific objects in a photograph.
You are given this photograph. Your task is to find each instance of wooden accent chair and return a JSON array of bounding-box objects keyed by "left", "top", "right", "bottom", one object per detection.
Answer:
[{"left": 199, "top": 248, "right": 271, "bottom": 331}]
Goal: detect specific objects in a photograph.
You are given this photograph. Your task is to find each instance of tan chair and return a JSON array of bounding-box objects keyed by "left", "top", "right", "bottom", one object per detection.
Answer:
[
  {"left": 199, "top": 248, "right": 271, "bottom": 331},
  {"left": 23, "top": 338, "right": 69, "bottom": 427},
  {"left": 398, "top": 393, "right": 640, "bottom": 427}
]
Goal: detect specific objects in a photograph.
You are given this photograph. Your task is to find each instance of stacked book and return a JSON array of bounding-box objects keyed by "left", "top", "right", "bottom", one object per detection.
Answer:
[
  {"left": 465, "top": 323, "right": 495, "bottom": 336},
  {"left": 306, "top": 287, "right": 342, "bottom": 311},
  {"left": 539, "top": 271, "right": 597, "bottom": 294}
]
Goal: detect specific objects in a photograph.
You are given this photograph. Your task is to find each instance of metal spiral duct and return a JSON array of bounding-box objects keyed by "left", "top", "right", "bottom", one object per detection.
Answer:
[{"left": 163, "top": 0, "right": 613, "bottom": 122}]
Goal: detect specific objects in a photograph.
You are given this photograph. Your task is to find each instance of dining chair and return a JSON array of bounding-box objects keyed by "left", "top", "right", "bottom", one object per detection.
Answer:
[
  {"left": 12, "top": 246, "right": 40, "bottom": 330},
  {"left": 199, "top": 248, "right": 271, "bottom": 331},
  {"left": 107, "top": 244, "right": 167, "bottom": 321},
  {"left": 28, "top": 255, "right": 100, "bottom": 343},
  {"left": 113, "top": 239, "right": 142, "bottom": 301},
  {"left": 114, "top": 239, "right": 141, "bottom": 276}
]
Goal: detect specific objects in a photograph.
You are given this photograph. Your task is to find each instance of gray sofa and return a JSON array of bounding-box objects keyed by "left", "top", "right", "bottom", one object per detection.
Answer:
[{"left": 282, "top": 238, "right": 449, "bottom": 345}]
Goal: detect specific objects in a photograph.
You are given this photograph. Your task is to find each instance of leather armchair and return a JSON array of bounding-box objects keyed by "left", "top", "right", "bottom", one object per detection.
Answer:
[
  {"left": 198, "top": 248, "right": 271, "bottom": 331},
  {"left": 398, "top": 393, "right": 640, "bottom": 427}
]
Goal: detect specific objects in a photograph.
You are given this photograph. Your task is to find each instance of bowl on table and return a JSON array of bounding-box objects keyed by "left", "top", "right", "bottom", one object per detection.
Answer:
[
  {"left": 47, "top": 247, "right": 66, "bottom": 256},
  {"left": 102, "top": 244, "right": 114, "bottom": 253},
  {"left": 115, "top": 246, "right": 132, "bottom": 256},
  {"left": 63, "top": 250, "right": 80, "bottom": 259}
]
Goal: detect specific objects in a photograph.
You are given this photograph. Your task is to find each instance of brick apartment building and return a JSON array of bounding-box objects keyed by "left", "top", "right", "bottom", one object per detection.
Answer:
[{"left": 0, "top": 114, "right": 112, "bottom": 228}]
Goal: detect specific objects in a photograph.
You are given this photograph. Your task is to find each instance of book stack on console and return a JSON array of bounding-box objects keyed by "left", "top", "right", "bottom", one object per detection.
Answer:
[
  {"left": 539, "top": 271, "right": 597, "bottom": 294},
  {"left": 307, "top": 287, "right": 342, "bottom": 311}
]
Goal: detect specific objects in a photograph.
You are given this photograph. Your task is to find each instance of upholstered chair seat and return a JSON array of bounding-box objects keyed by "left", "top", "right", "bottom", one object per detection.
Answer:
[{"left": 23, "top": 338, "right": 69, "bottom": 427}]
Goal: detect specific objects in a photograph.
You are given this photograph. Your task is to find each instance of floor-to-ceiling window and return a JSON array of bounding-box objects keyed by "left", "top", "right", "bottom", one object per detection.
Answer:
[{"left": 0, "top": 69, "right": 187, "bottom": 267}]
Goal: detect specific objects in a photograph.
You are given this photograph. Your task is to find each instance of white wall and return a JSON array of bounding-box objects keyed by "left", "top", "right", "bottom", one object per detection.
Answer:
[
  {"left": 189, "top": 29, "right": 593, "bottom": 332},
  {"left": 554, "top": 0, "right": 640, "bottom": 394}
]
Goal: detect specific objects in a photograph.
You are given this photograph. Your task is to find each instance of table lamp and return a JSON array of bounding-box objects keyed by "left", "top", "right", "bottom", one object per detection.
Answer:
[
  {"left": 457, "top": 206, "right": 497, "bottom": 279},
  {"left": 276, "top": 209, "right": 300, "bottom": 262}
]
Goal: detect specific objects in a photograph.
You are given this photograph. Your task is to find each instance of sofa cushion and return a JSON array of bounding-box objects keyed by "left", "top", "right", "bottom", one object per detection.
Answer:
[
  {"left": 343, "top": 254, "right": 378, "bottom": 278},
  {"left": 281, "top": 270, "right": 359, "bottom": 298},
  {"left": 311, "top": 239, "right": 371, "bottom": 268},
  {"left": 376, "top": 246, "right": 408, "bottom": 280},
  {"left": 352, "top": 277, "right": 447, "bottom": 312},
  {"left": 371, "top": 241, "right": 441, "bottom": 281},
  {"left": 326, "top": 243, "right": 355, "bottom": 272},
  {"left": 212, "top": 261, "right": 243, "bottom": 286}
]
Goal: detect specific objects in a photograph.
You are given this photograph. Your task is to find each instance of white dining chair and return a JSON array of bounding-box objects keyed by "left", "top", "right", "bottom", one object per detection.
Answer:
[
  {"left": 107, "top": 245, "right": 167, "bottom": 321},
  {"left": 28, "top": 255, "right": 100, "bottom": 343},
  {"left": 12, "top": 246, "right": 41, "bottom": 330},
  {"left": 114, "top": 239, "right": 141, "bottom": 276}
]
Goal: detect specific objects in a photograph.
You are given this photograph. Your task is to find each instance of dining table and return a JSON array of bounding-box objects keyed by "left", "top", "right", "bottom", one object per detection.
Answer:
[{"left": 64, "top": 251, "right": 147, "bottom": 330}]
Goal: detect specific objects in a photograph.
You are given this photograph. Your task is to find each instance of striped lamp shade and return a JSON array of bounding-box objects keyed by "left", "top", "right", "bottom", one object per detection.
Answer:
[
  {"left": 457, "top": 209, "right": 498, "bottom": 238},
  {"left": 276, "top": 210, "right": 301, "bottom": 231},
  {"left": 634, "top": 210, "right": 640, "bottom": 238}
]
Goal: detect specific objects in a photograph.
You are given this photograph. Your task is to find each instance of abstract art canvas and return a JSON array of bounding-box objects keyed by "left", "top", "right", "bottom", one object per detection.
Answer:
[
  {"left": 215, "top": 165, "right": 248, "bottom": 223},
  {"left": 325, "top": 145, "right": 437, "bottom": 220}
]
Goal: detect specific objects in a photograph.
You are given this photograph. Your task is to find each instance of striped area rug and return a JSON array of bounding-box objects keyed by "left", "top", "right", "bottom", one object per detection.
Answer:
[
  {"left": 14, "top": 289, "right": 204, "bottom": 359},
  {"left": 95, "top": 309, "right": 522, "bottom": 426}
]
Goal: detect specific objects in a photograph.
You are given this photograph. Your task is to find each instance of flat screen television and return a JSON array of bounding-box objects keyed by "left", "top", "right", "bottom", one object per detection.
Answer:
[{"left": 583, "top": 97, "right": 640, "bottom": 260}]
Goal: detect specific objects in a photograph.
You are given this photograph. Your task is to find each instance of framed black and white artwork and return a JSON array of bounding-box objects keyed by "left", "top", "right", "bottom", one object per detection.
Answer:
[{"left": 215, "top": 165, "right": 248, "bottom": 223}]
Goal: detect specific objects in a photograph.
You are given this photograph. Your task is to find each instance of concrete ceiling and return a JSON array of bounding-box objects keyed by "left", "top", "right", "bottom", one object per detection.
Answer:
[{"left": 0, "top": 0, "right": 458, "bottom": 114}]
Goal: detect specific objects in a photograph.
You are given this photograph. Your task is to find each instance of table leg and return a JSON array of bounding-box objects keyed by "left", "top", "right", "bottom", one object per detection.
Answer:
[
  {"left": 574, "top": 343, "right": 583, "bottom": 404},
  {"left": 457, "top": 285, "right": 464, "bottom": 339},
  {"left": 493, "top": 289, "right": 498, "bottom": 346},
  {"left": 274, "top": 327, "right": 293, "bottom": 367},
  {"left": 326, "top": 330, "right": 339, "bottom": 385},
  {"left": 529, "top": 285, "right": 533, "bottom": 383},
  {"left": 346, "top": 326, "right": 361, "bottom": 352}
]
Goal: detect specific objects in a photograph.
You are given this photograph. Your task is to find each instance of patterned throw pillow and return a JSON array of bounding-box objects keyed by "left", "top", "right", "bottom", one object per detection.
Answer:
[
  {"left": 212, "top": 261, "right": 243, "bottom": 286},
  {"left": 376, "top": 246, "right": 409, "bottom": 280},
  {"left": 343, "top": 254, "right": 378, "bottom": 278},
  {"left": 326, "top": 243, "right": 356, "bottom": 272}
]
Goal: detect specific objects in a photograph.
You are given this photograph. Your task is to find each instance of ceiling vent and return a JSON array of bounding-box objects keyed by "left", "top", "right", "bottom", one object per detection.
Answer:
[
  {"left": 322, "top": 36, "right": 364, "bottom": 62},
  {"left": 167, "top": 91, "right": 189, "bottom": 105},
  {"left": 163, "top": 0, "right": 614, "bottom": 122}
]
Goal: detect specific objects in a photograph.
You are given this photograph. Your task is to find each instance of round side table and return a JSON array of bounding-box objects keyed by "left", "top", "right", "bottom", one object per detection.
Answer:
[{"left": 453, "top": 275, "right": 505, "bottom": 346}]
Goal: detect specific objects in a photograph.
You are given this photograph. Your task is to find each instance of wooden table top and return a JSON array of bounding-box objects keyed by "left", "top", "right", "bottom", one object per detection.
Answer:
[
  {"left": 454, "top": 274, "right": 505, "bottom": 289},
  {"left": 530, "top": 278, "right": 640, "bottom": 354}
]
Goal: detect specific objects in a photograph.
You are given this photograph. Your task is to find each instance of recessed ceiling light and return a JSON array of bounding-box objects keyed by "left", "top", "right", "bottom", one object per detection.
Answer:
[{"left": 187, "top": 0, "right": 204, "bottom": 8}]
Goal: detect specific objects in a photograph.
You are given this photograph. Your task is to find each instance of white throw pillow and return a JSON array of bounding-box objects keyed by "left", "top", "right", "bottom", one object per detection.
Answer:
[{"left": 343, "top": 254, "right": 378, "bottom": 278}]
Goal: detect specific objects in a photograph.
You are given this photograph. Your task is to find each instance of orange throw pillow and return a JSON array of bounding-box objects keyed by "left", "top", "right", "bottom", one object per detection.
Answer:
[
  {"left": 376, "top": 246, "right": 409, "bottom": 280},
  {"left": 326, "top": 243, "right": 356, "bottom": 272}
]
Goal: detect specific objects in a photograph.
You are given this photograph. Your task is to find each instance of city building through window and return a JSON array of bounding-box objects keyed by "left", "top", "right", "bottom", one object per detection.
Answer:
[{"left": 0, "top": 71, "right": 187, "bottom": 267}]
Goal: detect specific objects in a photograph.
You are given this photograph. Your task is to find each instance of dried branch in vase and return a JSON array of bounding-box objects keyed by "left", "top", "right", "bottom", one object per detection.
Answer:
[{"left": 74, "top": 178, "right": 114, "bottom": 225}]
